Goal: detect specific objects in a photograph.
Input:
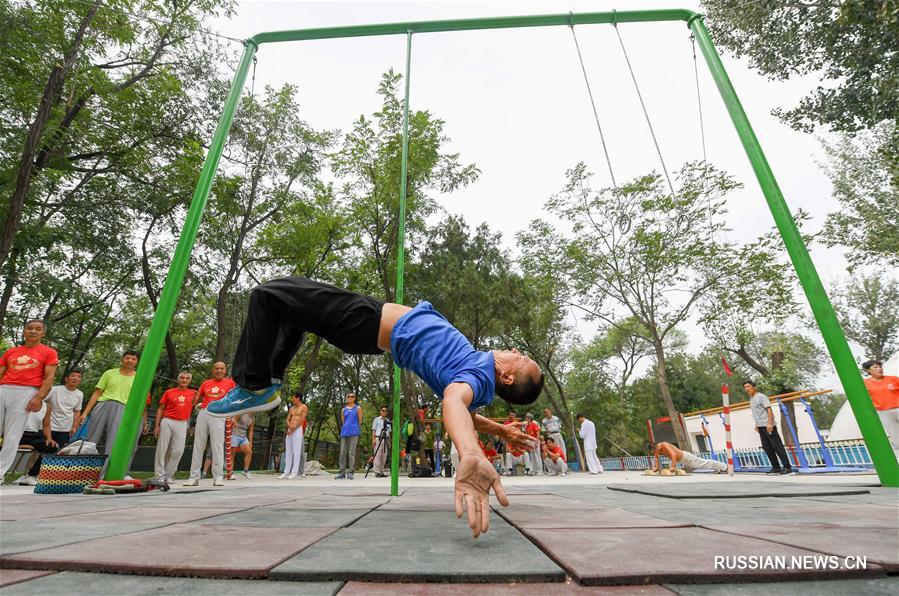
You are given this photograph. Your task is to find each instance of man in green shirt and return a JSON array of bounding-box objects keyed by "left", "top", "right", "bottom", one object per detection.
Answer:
[{"left": 80, "top": 351, "right": 148, "bottom": 464}]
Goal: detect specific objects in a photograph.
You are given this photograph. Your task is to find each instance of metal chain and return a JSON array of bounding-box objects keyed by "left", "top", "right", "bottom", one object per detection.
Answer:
[
  {"left": 613, "top": 22, "right": 674, "bottom": 194},
  {"left": 569, "top": 21, "right": 617, "bottom": 188},
  {"left": 692, "top": 34, "right": 714, "bottom": 234}
]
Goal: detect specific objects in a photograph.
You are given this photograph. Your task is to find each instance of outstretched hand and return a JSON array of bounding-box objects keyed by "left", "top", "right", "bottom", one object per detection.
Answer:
[
  {"left": 454, "top": 454, "right": 509, "bottom": 538},
  {"left": 501, "top": 424, "right": 537, "bottom": 453}
]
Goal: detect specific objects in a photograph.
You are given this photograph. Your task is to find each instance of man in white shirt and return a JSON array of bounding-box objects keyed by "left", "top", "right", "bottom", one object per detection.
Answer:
[
  {"left": 46, "top": 369, "right": 84, "bottom": 444},
  {"left": 576, "top": 414, "right": 603, "bottom": 474},
  {"left": 370, "top": 405, "right": 390, "bottom": 477},
  {"left": 14, "top": 397, "right": 57, "bottom": 485}
]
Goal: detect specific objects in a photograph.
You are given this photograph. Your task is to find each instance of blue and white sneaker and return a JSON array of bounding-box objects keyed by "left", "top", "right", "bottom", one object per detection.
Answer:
[{"left": 206, "top": 384, "right": 281, "bottom": 417}]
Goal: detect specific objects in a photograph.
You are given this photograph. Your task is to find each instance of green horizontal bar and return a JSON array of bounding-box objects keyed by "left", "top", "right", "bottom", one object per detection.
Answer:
[{"left": 249, "top": 9, "right": 696, "bottom": 45}]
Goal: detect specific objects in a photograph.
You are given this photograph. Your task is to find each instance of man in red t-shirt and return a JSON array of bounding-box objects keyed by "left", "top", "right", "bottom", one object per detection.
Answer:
[
  {"left": 184, "top": 362, "right": 235, "bottom": 487},
  {"left": 502, "top": 412, "right": 530, "bottom": 476},
  {"left": 481, "top": 439, "right": 502, "bottom": 472},
  {"left": 0, "top": 319, "right": 59, "bottom": 478},
  {"left": 153, "top": 371, "right": 194, "bottom": 483},
  {"left": 862, "top": 359, "right": 899, "bottom": 458},
  {"left": 542, "top": 436, "right": 567, "bottom": 476},
  {"left": 524, "top": 412, "right": 543, "bottom": 476}
]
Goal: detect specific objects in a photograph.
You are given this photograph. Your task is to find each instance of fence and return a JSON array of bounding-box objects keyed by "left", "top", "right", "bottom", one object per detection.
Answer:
[{"left": 598, "top": 439, "right": 874, "bottom": 471}]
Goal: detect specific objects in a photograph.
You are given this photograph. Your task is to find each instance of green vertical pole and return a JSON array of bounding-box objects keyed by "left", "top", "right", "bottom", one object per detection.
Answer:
[
  {"left": 390, "top": 31, "right": 413, "bottom": 497},
  {"left": 105, "top": 41, "right": 259, "bottom": 479},
  {"left": 689, "top": 15, "right": 898, "bottom": 486}
]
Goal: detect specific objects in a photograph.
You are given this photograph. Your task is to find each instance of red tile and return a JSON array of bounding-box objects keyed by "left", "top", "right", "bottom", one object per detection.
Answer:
[
  {"left": 4, "top": 524, "right": 335, "bottom": 578},
  {"left": 0, "top": 569, "right": 56, "bottom": 588},
  {"left": 340, "top": 581, "right": 674, "bottom": 594}
]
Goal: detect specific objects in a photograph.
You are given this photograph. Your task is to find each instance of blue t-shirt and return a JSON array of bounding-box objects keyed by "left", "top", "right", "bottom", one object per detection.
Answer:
[
  {"left": 390, "top": 302, "right": 495, "bottom": 412},
  {"left": 341, "top": 405, "right": 361, "bottom": 437}
]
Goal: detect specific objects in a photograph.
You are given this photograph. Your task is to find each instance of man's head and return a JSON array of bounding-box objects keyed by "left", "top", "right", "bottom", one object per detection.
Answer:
[
  {"left": 293, "top": 389, "right": 305, "bottom": 404},
  {"left": 862, "top": 360, "right": 884, "bottom": 379},
  {"left": 346, "top": 392, "right": 356, "bottom": 405},
  {"left": 64, "top": 369, "right": 82, "bottom": 389},
  {"left": 177, "top": 371, "right": 192, "bottom": 388},
  {"left": 525, "top": 412, "right": 533, "bottom": 422},
  {"left": 742, "top": 380, "right": 757, "bottom": 396},
  {"left": 545, "top": 436, "right": 556, "bottom": 446},
  {"left": 121, "top": 350, "right": 140, "bottom": 370},
  {"left": 507, "top": 411, "right": 517, "bottom": 421},
  {"left": 425, "top": 423, "right": 432, "bottom": 432},
  {"left": 577, "top": 414, "right": 585, "bottom": 422},
  {"left": 493, "top": 349, "right": 544, "bottom": 406},
  {"left": 211, "top": 361, "right": 227, "bottom": 380},
  {"left": 543, "top": 408, "right": 552, "bottom": 418},
  {"left": 22, "top": 319, "right": 46, "bottom": 345},
  {"left": 379, "top": 405, "right": 388, "bottom": 418}
]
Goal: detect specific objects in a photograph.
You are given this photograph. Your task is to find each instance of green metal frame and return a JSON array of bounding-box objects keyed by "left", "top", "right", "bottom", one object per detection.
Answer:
[{"left": 107, "top": 9, "right": 899, "bottom": 488}]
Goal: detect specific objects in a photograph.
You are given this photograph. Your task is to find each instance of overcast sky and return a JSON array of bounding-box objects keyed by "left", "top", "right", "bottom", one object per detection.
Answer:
[{"left": 208, "top": 1, "right": 894, "bottom": 389}]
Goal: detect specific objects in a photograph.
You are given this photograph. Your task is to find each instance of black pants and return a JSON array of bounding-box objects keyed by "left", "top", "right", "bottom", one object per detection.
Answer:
[
  {"left": 20, "top": 430, "right": 68, "bottom": 477},
  {"left": 757, "top": 426, "right": 792, "bottom": 470},
  {"left": 232, "top": 277, "right": 385, "bottom": 390}
]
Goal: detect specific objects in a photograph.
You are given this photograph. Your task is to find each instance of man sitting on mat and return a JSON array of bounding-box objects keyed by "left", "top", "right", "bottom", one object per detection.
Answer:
[
  {"left": 207, "top": 276, "right": 543, "bottom": 537},
  {"left": 647, "top": 441, "right": 727, "bottom": 475}
]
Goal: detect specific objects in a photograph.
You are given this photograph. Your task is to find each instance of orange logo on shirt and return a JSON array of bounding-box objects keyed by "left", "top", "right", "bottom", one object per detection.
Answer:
[{"left": 11, "top": 355, "right": 38, "bottom": 370}]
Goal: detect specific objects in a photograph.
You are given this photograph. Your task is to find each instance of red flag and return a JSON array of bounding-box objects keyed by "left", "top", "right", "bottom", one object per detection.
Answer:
[{"left": 721, "top": 357, "right": 733, "bottom": 377}]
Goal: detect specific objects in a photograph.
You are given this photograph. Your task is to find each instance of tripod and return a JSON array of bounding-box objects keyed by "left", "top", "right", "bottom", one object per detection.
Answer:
[{"left": 364, "top": 422, "right": 391, "bottom": 478}]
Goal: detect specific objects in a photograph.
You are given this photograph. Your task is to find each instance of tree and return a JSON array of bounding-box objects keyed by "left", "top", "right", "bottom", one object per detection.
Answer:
[
  {"left": 521, "top": 162, "right": 742, "bottom": 449},
  {"left": 702, "top": 0, "right": 899, "bottom": 136},
  {"left": 819, "top": 123, "right": 899, "bottom": 270},
  {"left": 832, "top": 274, "right": 899, "bottom": 361}
]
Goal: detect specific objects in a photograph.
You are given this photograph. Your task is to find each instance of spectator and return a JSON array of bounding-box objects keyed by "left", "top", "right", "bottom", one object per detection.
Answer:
[
  {"left": 336, "top": 392, "right": 361, "bottom": 479},
  {"left": 541, "top": 407, "right": 564, "bottom": 455},
  {"left": 744, "top": 380, "right": 794, "bottom": 475},
  {"left": 79, "top": 350, "right": 148, "bottom": 472},
  {"left": 280, "top": 392, "right": 307, "bottom": 479},
  {"left": 231, "top": 413, "right": 255, "bottom": 479},
  {"left": 524, "top": 413, "right": 543, "bottom": 476},
  {"left": 0, "top": 319, "right": 59, "bottom": 480},
  {"left": 648, "top": 441, "right": 727, "bottom": 475},
  {"left": 371, "top": 405, "right": 390, "bottom": 477},
  {"left": 861, "top": 360, "right": 899, "bottom": 458},
  {"left": 296, "top": 394, "right": 309, "bottom": 477},
  {"left": 45, "top": 369, "right": 83, "bottom": 446},
  {"left": 543, "top": 435, "right": 567, "bottom": 476},
  {"left": 577, "top": 414, "right": 603, "bottom": 474},
  {"left": 184, "top": 361, "right": 235, "bottom": 487},
  {"left": 13, "top": 395, "right": 57, "bottom": 485},
  {"left": 481, "top": 439, "right": 502, "bottom": 473},
  {"left": 153, "top": 371, "right": 194, "bottom": 484},
  {"left": 504, "top": 442, "right": 530, "bottom": 477},
  {"left": 423, "top": 422, "right": 435, "bottom": 469}
]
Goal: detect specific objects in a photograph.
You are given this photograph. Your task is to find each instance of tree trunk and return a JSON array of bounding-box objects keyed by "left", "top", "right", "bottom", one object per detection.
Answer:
[
  {"left": 654, "top": 340, "right": 690, "bottom": 450},
  {"left": 0, "top": 250, "right": 19, "bottom": 329},
  {"left": 214, "top": 285, "right": 230, "bottom": 362},
  {"left": 140, "top": 219, "right": 178, "bottom": 379},
  {"left": 731, "top": 346, "right": 770, "bottom": 378},
  {"left": 0, "top": 1, "right": 100, "bottom": 269}
]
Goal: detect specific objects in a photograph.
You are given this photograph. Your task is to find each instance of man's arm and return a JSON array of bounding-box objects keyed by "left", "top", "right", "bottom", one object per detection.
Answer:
[
  {"left": 247, "top": 420, "right": 254, "bottom": 445},
  {"left": 27, "top": 364, "right": 58, "bottom": 412},
  {"left": 192, "top": 389, "right": 201, "bottom": 410},
  {"left": 154, "top": 404, "right": 165, "bottom": 437},
  {"left": 79, "top": 388, "right": 103, "bottom": 424},
  {"left": 42, "top": 402, "right": 57, "bottom": 447},
  {"left": 444, "top": 383, "right": 509, "bottom": 538},
  {"left": 357, "top": 405, "right": 363, "bottom": 430},
  {"left": 71, "top": 406, "right": 81, "bottom": 435},
  {"left": 766, "top": 408, "right": 775, "bottom": 434}
]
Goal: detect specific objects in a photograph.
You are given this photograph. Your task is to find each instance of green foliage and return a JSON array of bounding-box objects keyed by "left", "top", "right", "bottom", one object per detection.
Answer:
[
  {"left": 702, "top": 0, "right": 899, "bottom": 135},
  {"left": 819, "top": 123, "right": 899, "bottom": 270},
  {"left": 831, "top": 274, "right": 899, "bottom": 361}
]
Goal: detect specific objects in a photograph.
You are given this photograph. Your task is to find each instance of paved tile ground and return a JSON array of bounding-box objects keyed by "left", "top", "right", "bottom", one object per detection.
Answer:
[{"left": 0, "top": 471, "right": 896, "bottom": 592}]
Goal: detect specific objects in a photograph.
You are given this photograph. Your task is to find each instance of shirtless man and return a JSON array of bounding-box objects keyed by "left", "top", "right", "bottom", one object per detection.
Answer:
[
  {"left": 648, "top": 441, "right": 727, "bottom": 475},
  {"left": 208, "top": 277, "right": 542, "bottom": 537},
  {"left": 279, "top": 391, "right": 308, "bottom": 479}
]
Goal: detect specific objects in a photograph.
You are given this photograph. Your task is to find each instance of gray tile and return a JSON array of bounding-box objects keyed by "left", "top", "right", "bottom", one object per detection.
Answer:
[
  {"left": 0, "top": 572, "right": 341, "bottom": 595},
  {"left": 0, "top": 520, "right": 163, "bottom": 556},
  {"left": 195, "top": 508, "right": 369, "bottom": 527},
  {"left": 269, "top": 510, "right": 564, "bottom": 583},
  {"left": 667, "top": 576, "right": 898, "bottom": 595},
  {"left": 607, "top": 482, "right": 871, "bottom": 500}
]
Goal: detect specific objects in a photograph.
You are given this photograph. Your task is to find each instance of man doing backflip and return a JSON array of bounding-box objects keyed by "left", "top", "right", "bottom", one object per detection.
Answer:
[{"left": 207, "top": 277, "right": 543, "bottom": 537}]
